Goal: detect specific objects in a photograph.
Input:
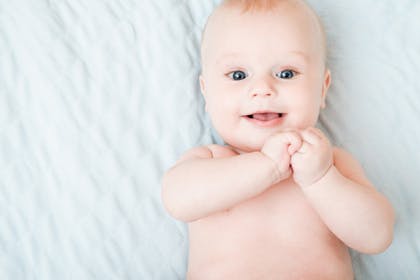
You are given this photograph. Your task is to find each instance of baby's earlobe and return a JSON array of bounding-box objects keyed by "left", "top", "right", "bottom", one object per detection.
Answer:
[{"left": 199, "top": 75, "right": 206, "bottom": 95}]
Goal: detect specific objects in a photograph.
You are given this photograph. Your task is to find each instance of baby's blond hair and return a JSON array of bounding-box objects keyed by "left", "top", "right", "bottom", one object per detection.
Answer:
[
  {"left": 221, "top": 0, "right": 290, "bottom": 12},
  {"left": 202, "top": 0, "right": 328, "bottom": 66}
]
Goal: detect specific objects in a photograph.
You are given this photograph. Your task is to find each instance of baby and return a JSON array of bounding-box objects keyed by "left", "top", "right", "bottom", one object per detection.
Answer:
[{"left": 162, "top": 0, "right": 395, "bottom": 279}]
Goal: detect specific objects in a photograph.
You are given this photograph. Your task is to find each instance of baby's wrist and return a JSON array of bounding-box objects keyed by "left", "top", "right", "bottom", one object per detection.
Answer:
[
  {"left": 299, "top": 164, "right": 334, "bottom": 189},
  {"left": 258, "top": 151, "right": 286, "bottom": 184}
]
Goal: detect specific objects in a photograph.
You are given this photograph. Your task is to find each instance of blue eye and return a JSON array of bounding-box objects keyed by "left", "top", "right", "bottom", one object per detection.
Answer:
[
  {"left": 276, "top": 70, "right": 295, "bottom": 79},
  {"left": 228, "top": 70, "right": 247, "bottom": 81}
]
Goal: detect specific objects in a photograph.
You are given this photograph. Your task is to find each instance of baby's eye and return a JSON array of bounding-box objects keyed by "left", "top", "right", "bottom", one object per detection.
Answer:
[
  {"left": 228, "top": 70, "right": 247, "bottom": 81},
  {"left": 276, "top": 69, "right": 296, "bottom": 79}
]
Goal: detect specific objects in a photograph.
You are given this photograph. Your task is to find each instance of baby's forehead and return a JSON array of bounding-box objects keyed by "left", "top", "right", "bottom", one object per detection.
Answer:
[
  {"left": 204, "top": 1, "right": 318, "bottom": 41},
  {"left": 201, "top": 0, "right": 326, "bottom": 63}
]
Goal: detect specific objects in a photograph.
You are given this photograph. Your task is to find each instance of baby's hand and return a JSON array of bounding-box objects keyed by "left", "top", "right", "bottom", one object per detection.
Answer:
[
  {"left": 261, "top": 131, "right": 302, "bottom": 182},
  {"left": 290, "top": 127, "right": 333, "bottom": 187}
]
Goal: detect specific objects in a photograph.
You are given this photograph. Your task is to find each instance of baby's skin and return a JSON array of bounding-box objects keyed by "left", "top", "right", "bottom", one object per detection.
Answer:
[
  {"left": 183, "top": 140, "right": 354, "bottom": 279},
  {"left": 162, "top": 0, "right": 395, "bottom": 279}
]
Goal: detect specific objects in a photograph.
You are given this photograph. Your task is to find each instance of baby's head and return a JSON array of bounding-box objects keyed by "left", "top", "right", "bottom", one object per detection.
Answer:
[{"left": 199, "top": 0, "right": 331, "bottom": 153}]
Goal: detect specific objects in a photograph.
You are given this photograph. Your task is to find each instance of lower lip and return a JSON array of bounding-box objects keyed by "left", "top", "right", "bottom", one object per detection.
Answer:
[{"left": 242, "top": 114, "right": 286, "bottom": 127}]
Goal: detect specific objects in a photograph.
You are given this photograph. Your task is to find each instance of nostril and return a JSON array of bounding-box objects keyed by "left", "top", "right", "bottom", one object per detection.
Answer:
[{"left": 252, "top": 92, "right": 271, "bottom": 97}]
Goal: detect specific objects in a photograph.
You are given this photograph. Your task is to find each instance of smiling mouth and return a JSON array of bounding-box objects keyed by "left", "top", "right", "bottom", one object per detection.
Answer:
[
  {"left": 242, "top": 112, "right": 286, "bottom": 127},
  {"left": 245, "top": 112, "right": 283, "bottom": 120}
]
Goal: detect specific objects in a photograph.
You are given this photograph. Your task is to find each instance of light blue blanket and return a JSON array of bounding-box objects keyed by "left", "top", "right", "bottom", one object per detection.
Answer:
[{"left": 0, "top": 0, "right": 419, "bottom": 279}]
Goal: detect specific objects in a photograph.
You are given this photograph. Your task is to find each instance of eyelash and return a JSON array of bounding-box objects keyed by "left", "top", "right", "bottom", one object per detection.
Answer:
[{"left": 226, "top": 69, "right": 298, "bottom": 81}]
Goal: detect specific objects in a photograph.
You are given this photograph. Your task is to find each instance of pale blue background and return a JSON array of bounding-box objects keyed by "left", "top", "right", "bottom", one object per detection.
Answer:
[{"left": 0, "top": 0, "right": 419, "bottom": 279}]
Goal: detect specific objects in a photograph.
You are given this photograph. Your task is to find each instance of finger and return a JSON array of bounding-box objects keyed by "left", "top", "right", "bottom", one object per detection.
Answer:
[
  {"left": 288, "top": 144, "right": 298, "bottom": 155},
  {"left": 269, "top": 131, "right": 299, "bottom": 146},
  {"left": 282, "top": 131, "right": 303, "bottom": 155},
  {"left": 267, "top": 131, "right": 302, "bottom": 155},
  {"left": 296, "top": 141, "right": 310, "bottom": 154},
  {"left": 300, "top": 129, "right": 320, "bottom": 145},
  {"left": 308, "top": 127, "right": 326, "bottom": 139},
  {"left": 308, "top": 127, "right": 332, "bottom": 148},
  {"left": 290, "top": 149, "right": 302, "bottom": 162}
]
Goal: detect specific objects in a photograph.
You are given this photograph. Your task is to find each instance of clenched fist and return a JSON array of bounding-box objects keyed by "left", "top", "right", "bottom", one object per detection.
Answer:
[
  {"left": 291, "top": 127, "right": 333, "bottom": 187},
  {"left": 261, "top": 130, "right": 302, "bottom": 183}
]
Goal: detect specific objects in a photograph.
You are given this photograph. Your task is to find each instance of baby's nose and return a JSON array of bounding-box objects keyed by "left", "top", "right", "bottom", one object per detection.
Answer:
[
  {"left": 249, "top": 77, "right": 277, "bottom": 98},
  {"left": 251, "top": 91, "right": 274, "bottom": 97}
]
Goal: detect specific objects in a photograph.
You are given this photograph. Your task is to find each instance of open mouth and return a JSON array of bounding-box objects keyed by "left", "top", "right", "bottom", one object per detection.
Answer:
[
  {"left": 246, "top": 113, "right": 283, "bottom": 120},
  {"left": 243, "top": 112, "right": 286, "bottom": 127}
]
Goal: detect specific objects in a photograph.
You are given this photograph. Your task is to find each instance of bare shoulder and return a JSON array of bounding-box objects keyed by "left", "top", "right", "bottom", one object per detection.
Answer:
[
  {"left": 176, "top": 144, "right": 238, "bottom": 164},
  {"left": 332, "top": 147, "right": 374, "bottom": 187}
]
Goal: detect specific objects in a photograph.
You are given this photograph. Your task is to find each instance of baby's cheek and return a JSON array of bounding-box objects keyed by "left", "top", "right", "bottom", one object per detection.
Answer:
[
  {"left": 285, "top": 115, "right": 310, "bottom": 130},
  {"left": 291, "top": 108, "right": 320, "bottom": 128}
]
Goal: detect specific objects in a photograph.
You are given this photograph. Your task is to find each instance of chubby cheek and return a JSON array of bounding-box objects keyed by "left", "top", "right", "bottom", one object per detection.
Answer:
[
  {"left": 206, "top": 95, "right": 239, "bottom": 132},
  {"left": 288, "top": 97, "right": 322, "bottom": 128}
]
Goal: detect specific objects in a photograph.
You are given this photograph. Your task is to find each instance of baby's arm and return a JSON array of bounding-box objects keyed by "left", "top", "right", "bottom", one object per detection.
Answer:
[
  {"left": 303, "top": 149, "right": 394, "bottom": 254},
  {"left": 292, "top": 128, "right": 395, "bottom": 254},
  {"left": 161, "top": 147, "right": 278, "bottom": 222},
  {"left": 161, "top": 132, "right": 301, "bottom": 222}
]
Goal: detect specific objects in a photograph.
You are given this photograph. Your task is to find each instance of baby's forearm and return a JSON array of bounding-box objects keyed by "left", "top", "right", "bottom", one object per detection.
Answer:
[
  {"left": 162, "top": 152, "right": 279, "bottom": 222},
  {"left": 302, "top": 166, "right": 395, "bottom": 254}
]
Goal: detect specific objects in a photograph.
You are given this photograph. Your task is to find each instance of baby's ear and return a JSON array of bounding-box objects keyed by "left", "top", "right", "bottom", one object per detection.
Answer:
[
  {"left": 199, "top": 74, "right": 206, "bottom": 96},
  {"left": 321, "top": 69, "right": 331, "bottom": 109},
  {"left": 199, "top": 74, "right": 208, "bottom": 111}
]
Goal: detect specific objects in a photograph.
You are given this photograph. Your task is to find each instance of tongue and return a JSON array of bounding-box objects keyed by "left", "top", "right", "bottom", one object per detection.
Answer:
[{"left": 253, "top": 113, "right": 279, "bottom": 121}]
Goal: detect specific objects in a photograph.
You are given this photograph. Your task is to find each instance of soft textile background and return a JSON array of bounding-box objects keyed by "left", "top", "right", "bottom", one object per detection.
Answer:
[{"left": 0, "top": 0, "right": 419, "bottom": 279}]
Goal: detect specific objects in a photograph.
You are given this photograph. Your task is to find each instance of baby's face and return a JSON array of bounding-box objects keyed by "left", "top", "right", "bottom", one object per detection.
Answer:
[{"left": 200, "top": 2, "right": 331, "bottom": 153}]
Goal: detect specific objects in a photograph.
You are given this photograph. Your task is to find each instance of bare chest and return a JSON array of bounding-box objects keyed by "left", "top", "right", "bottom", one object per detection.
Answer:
[
  {"left": 187, "top": 178, "right": 352, "bottom": 279},
  {"left": 190, "top": 178, "right": 331, "bottom": 243}
]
